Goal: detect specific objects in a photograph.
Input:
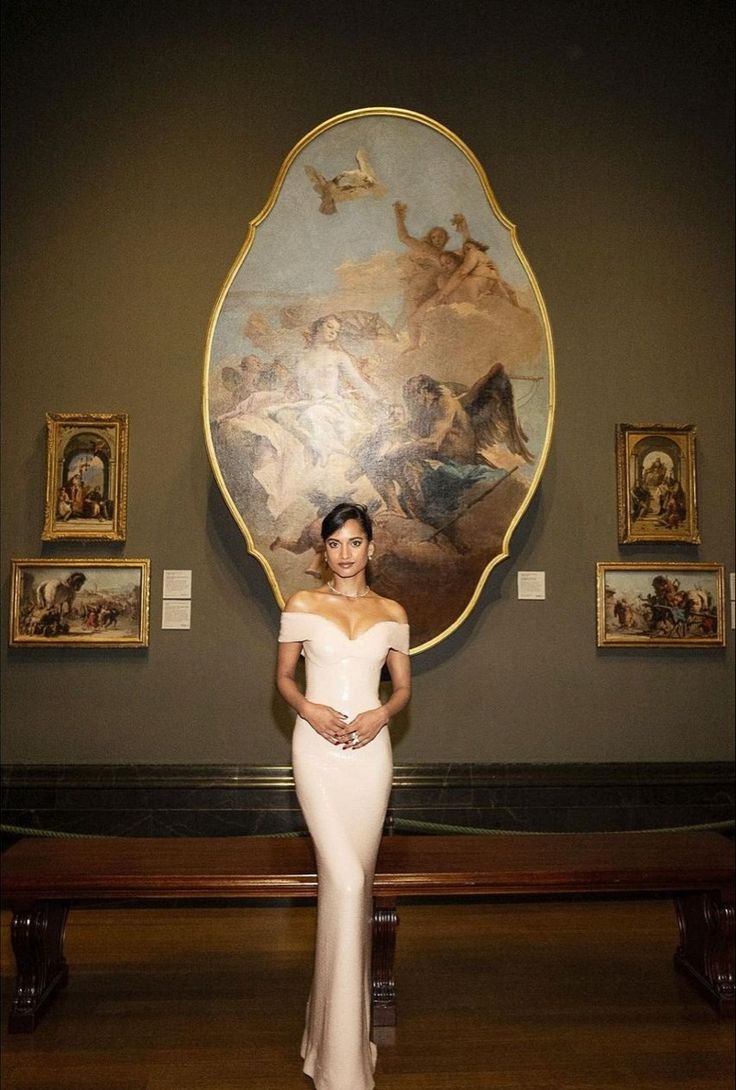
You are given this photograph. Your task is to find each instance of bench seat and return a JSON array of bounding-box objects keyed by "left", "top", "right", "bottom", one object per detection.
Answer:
[{"left": 2, "top": 830, "right": 733, "bottom": 1031}]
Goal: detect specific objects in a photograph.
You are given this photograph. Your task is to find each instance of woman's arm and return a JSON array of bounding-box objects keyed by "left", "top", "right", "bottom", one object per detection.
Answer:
[
  {"left": 339, "top": 354, "right": 380, "bottom": 401},
  {"left": 393, "top": 200, "right": 413, "bottom": 246},
  {"left": 450, "top": 212, "right": 470, "bottom": 242},
  {"left": 394, "top": 200, "right": 432, "bottom": 256},
  {"left": 383, "top": 648, "right": 412, "bottom": 718},
  {"left": 276, "top": 639, "right": 351, "bottom": 744},
  {"left": 345, "top": 644, "right": 411, "bottom": 750},
  {"left": 275, "top": 640, "right": 309, "bottom": 718}
]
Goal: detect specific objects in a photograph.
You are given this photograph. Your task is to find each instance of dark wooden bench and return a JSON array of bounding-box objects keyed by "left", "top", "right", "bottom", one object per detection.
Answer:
[{"left": 2, "top": 831, "right": 733, "bottom": 1032}]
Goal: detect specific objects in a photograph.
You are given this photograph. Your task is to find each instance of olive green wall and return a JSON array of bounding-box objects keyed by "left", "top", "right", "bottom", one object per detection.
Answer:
[{"left": 1, "top": 1, "right": 733, "bottom": 764}]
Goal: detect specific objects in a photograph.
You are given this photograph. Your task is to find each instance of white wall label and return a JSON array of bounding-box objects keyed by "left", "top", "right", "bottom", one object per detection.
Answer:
[
  {"left": 517, "top": 571, "right": 546, "bottom": 600},
  {"left": 163, "top": 569, "right": 192, "bottom": 599},
  {"left": 162, "top": 599, "right": 191, "bottom": 630}
]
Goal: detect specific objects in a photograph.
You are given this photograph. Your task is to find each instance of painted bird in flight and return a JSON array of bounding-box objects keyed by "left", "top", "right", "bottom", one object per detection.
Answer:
[{"left": 304, "top": 149, "right": 387, "bottom": 215}]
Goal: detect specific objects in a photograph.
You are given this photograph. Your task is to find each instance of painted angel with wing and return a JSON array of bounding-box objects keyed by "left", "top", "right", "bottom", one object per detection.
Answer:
[
  {"left": 460, "top": 362, "right": 534, "bottom": 468},
  {"left": 352, "top": 363, "right": 533, "bottom": 527}
]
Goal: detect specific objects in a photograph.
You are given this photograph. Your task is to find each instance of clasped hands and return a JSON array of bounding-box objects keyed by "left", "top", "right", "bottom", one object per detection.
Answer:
[{"left": 303, "top": 702, "right": 388, "bottom": 749}]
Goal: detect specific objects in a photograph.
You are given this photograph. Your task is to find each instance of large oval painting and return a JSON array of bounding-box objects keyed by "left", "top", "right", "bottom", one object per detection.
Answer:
[{"left": 204, "top": 109, "right": 554, "bottom": 652}]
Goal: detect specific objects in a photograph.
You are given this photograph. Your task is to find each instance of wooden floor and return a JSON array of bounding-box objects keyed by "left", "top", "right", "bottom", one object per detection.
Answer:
[{"left": 1, "top": 899, "right": 733, "bottom": 1090}]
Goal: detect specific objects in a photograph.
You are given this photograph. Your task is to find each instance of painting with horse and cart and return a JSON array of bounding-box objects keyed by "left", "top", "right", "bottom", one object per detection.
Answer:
[{"left": 9, "top": 559, "right": 150, "bottom": 648}]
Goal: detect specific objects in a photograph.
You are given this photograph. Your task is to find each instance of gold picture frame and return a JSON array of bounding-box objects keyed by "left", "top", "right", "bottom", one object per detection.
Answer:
[
  {"left": 615, "top": 423, "right": 699, "bottom": 544},
  {"left": 9, "top": 558, "right": 150, "bottom": 648},
  {"left": 203, "top": 107, "right": 555, "bottom": 653},
  {"left": 596, "top": 562, "right": 725, "bottom": 648},
  {"left": 42, "top": 413, "right": 129, "bottom": 541}
]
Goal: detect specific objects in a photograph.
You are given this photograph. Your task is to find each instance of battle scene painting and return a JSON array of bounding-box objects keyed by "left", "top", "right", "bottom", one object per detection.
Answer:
[
  {"left": 597, "top": 563, "right": 725, "bottom": 648},
  {"left": 204, "top": 110, "right": 554, "bottom": 650}
]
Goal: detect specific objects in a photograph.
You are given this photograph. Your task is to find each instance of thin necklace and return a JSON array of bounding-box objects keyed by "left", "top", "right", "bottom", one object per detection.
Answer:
[{"left": 327, "top": 581, "right": 371, "bottom": 599}]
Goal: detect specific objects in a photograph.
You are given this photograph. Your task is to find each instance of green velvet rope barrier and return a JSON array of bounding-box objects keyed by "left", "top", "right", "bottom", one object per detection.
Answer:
[
  {"left": 393, "top": 817, "right": 735, "bottom": 836},
  {"left": 2, "top": 818, "right": 733, "bottom": 840},
  {"left": 1, "top": 825, "right": 108, "bottom": 839},
  {"left": 0, "top": 824, "right": 305, "bottom": 839}
]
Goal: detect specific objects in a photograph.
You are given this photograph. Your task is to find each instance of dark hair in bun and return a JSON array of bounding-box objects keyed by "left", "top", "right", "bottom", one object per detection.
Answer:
[{"left": 321, "top": 502, "right": 373, "bottom": 542}]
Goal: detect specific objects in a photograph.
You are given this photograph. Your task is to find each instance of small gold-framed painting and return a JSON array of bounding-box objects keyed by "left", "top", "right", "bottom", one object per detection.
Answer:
[
  {"left": 9, "top": 559, "right": 150, "bottom": 648},
  {"left": 615, "top": 423, "right": 699, "bottom": 544},
  {"left": 596, "top": 562, "right": 725, "bottom": 648},
  {"left": 42, "top": 413, "right": 129, "bottom": 541}
]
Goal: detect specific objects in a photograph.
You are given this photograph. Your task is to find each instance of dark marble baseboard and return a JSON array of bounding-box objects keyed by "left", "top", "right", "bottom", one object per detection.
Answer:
[{"left": 2, "top": 763, "right": 733, "bottom": 840}]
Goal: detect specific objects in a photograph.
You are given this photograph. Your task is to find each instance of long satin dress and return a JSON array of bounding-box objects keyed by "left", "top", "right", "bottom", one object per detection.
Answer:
[{"left": 278, "top": 611, "right": 410, "bottom": 1090}]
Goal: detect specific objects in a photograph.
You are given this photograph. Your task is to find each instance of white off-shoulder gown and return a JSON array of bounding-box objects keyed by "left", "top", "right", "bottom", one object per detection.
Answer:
[{"left": 278, "top": 611, "right": 410, "bottom": 1090}]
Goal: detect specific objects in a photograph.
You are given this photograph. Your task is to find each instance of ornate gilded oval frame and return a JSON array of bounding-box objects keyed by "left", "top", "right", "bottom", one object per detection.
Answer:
[{"left": 203, "top": 108, "right": 555, "bottom": 652}]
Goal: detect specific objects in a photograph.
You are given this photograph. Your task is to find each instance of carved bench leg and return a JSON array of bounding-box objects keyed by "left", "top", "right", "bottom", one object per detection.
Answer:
[
  {"left": 9, "top": 901, "right": 70, "bottom": 1033},
  {"left": 371, "top": 897, "right": 398, "bottom": 1027},
  {"left": 674, "top": 889, "right": 734, "bottom": 1016}
]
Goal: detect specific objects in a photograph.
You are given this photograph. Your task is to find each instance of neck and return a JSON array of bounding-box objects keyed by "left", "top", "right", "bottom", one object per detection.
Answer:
[{"left": 328, "top": 574, "right": 369, "bottom": 598}]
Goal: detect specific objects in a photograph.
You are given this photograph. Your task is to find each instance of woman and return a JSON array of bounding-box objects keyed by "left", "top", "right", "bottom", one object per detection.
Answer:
[
  {"left": 276, "top": 502, "right": 411, "bottom": 1090},
  {"left": 280, "top": 315, "right": 379, "bottom": 462},
  {"left": 215, "top": 315, "right": 378, "bottom": 521}
]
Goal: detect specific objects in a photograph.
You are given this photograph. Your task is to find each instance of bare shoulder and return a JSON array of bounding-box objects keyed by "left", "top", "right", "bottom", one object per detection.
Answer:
[
  {"left": 283, "top": 590, "right": 321, "bottom": 614},
  {"left": 374, "top": 595, "right": 408, "bottom": 625}
]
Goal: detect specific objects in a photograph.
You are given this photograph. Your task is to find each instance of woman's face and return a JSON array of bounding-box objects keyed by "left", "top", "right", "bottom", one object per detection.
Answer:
[
  {"left": 429, "top": 228, "right": 447, "bottom": 250},
  {"left": 317, "top": 317, "right": 341, "bottom": 344},
  {"left": 323, "top": 519, "right": 371, "bottom": 578}
]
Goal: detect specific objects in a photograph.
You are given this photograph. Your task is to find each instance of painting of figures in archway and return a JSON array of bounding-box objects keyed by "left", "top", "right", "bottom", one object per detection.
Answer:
[
  {"left": 616, "top": 423, "right": 699, "bottom": 544},
  {"left": 204, "top": 110, "right": 554, "bottom": 651},
  {"left": 42, "top": 413, "right": 128, "bottom": 542}
]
